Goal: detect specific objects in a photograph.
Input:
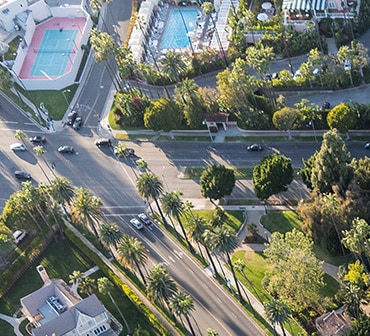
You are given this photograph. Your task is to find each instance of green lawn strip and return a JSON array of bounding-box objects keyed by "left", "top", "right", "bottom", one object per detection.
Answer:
[
  {"left": 0, "top": 238, "right": 93, "bottom": 315},
  {"left": 172, "top": 135, "right": 212, "bottom": 142},
  {"left": 225, "top": 136, "right": 288, "bottom": 142},
  {"left": 232, "top": 250, "right": 306, "bottom": 336},
  {"left": 260, "top": 211, "right": 302, "bottom": 234},
  {"left": 0, "top": 319, "right": 14, "bottom": 335},
  {"left": 190, "top": 210, "right": 244, "bottom": 233}
]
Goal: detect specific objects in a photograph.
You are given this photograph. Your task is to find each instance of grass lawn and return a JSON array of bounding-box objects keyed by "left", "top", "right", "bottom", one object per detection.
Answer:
[
  {"left": 191, "top": 210, "right": 245, "bottom": 232},
  {"left": 0, "top": 319, "right": 14, "bottom": 335},
  {"left": 260, "top": 210, "right": 302, "bottom": 234},
  {"left": 0, "top": 239, "right": 94, "bottom": 316}
]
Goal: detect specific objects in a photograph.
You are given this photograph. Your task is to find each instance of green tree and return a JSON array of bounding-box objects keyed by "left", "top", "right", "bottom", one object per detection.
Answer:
[
  {"left": 69, "top": 270, "right": 83, "bottom": 287},
  {"left": 0, "top": 233, "right": 12, "bottom": 252},
  {"left": 97, "top": 277, "right": 131, "bottom": 334},
  {"left": 78, "top": 276, "right": 96, "bottom": 295},
  {"left": 327, "top": 103, "right": 357, "bottom": 137},
  {"left": 49, "top": 177, "right": 75, "bottom": 217},
  {"left": 146, "top": 264, "right": 178, "bottom": 307},
  {"left": 245, "top": 40, "right": 275, "bottom": 78},
  {"left": 161, "top": 51, "right": 187, "bottom": 82},
  {"left": 99, "top": 221, "right": 123, "bottom": 254},
  {"left": 169, "top": 291, "right": 196, "bottom": 336},
  {"left": 161, "top": 191, "right": 194, "bottom": 253},
  {"left": 207, "top": 329, "right": 219, "bottom": 336},
  {"left": 136, "top": 172, "right": 167, "bottom": 226},
  {"left": 70, "top": 187, "right": 103, "bottom": 239},
  {"left": 253, "top": 153, "right": 293, "bottom": 201},
  {"left": 117, "top": 234, "right": 149, "bottom": 284},
  {"left": 200, "top": 165, "right": 235, "bottom": 203},
  {"left": 272, "top": 107, "right": 303, "bottom": 141},
  {"left": 337, "top": 45, "right": 354, "bottom": 86},
  {"left": 346, "top": 314, "right": 370, "bottom": 335},
  {"left": 311, "top": 129, "right": 352, "bottom": 194},
  {"left": 263, "top": 229, "right": 325, "bottom": 312},
  {"left": 264, "top": 299, "right": 291, "bottom": 336},
  {"left": 14, "top": 129, "right": 26, "bottom": 144},
  {"left": 299, "top": 151, "right": 318, "bottom": 190},
  {"left": 144, "top": 98, "right": 183, "bottom": 131},
  {"left": 352, "top": 157, "right": 370, "bottom": 193}
]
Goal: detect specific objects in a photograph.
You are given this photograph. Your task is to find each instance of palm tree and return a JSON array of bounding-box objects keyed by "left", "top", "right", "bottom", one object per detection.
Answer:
[
  {"left": 97, "top": 277, "right": 131, "bottom": 334},
  {"left": 48, "top": 177, "right": 75, "bottom": 217},
  {"left": 207, "top": 329, "right": 219, "bottom": 336},
  {"left": 187, "top": 215, "right": 219, "bottom": 278},
  {"left": 207, "top": 228, "right": 244, "bottom": 303},
  {"left": 161, "top": 191, "right": 194, "bottom": 253},
  {"left": 33, "top": 145, "right": 52, "bottom": 184},
  {"left": 14, "top": 129, "right": 26, "bottom": 144},
  {"left": 78, "top": 276, "right": 96, "bottom": 295},
  {"left": 136, "top": 172, "right": 167, "bottom": 226},
  {"left": 264, "top": 299, "right": 291, "bottom": 336},
  {"left": 69, "top": 270, "right": 83, "bottom": 287},
  {"left": 161, "top": 51, "right": 187, "bottom": 83},
  {"left": 99, "top": 221, "right": 123, "bottom": 256},
  {"left": 70, "top": 187, "right": 103, "bottom": 239},
  {"left": 146, "top": 264, "right": 178, "bottom": 308},
  {"left": 117, "top": 235, "right": 149, "bottom": 284},
  {"left": 169, "top": 291, "right": 196, "bottom": 336},
  {"left": 233, "top": 258, "right": 261, "bottom": 301}
]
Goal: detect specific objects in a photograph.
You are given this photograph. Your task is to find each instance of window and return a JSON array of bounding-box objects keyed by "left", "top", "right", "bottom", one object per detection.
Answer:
[{"left": 328, "top": 2, "right": 336, "bottom": 8}]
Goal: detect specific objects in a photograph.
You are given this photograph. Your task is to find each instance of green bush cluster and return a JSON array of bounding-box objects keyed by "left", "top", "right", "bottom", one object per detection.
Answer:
[{"left": 64, "top": 227, "right": 172, "bottom": 336}]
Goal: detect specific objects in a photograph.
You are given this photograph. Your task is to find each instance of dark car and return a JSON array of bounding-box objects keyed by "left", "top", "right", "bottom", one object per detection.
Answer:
[
  {"left": 73, "top": 116, "right": 83, "bottom": 130},
  {"left": 365, "top": 142, "right": 370, "bottom": 150},
  {"left": 66, "top": 111, "right": 78, "bottom": 125},
  {"left": 58, "top": 145, "right": 74, "bottom": 153},
  {"left": 95, "top": 138, "right": 112, "bottom": 147},
  {"left": 29, "top": 135, "right": 46, "bottom": 144},
  {"left": 247, "top": 144, "right": 263, "bottom": 152},
  {"left": 15, "top": 170, "right": 31, "bottom": 180},
  {"left": 320, "top": 102, "right": 331, "bottom": 111}
]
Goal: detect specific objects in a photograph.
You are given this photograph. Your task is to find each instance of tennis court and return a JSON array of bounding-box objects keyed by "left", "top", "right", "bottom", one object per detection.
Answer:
[{"left": 30, "top": 29, "right": 78, "bottom": 77}]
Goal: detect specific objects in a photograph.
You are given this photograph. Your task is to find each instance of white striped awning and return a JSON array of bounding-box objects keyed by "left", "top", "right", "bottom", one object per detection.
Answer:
[{"left": 282, "top": 0, "right": 326, "bottom": 11}]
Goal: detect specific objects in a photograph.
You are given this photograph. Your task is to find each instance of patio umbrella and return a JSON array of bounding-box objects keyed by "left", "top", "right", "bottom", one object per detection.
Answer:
[{"left": 262, "top": 2, "right": 272, "bottom": 9}]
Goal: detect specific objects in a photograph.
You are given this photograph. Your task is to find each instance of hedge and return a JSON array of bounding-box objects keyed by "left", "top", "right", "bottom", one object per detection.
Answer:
[{"left": 64, "top": 226, "right": 173, "bottom": 336}]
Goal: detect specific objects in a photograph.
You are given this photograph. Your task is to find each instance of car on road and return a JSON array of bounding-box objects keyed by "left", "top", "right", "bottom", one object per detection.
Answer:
[
  {"left": 138, "top": 213, "right": 153, "bottom": 226},
  {"left": 58, "top": 145, "right": 74, "bottom": 154},
  {"left": 14, "top": 170, "right": 31, "bottom": 180},
  {"left": 130, "top": 218, "right": 144, "bottom": 230},
  {"left": 365, "top": 142, "right": 370, "bottom": 149},
  {"left": 95, "top": 138, "right": 112, "bottom": 147},
  {"left": 10, "top": 143, "right": 27, "bottom": 151},
  {"left": 13, "top": 230, "right": 27, "bottom": 244},
  {"left": 66, "top": 111, "right": 78, "bottom": 125},
  {"left": 29, "top": 135, "right": 47, "bottom": 144},
  {"left": 247, "top": 144, "right": 263, "bottom": 152},
  {"left": 73, "top": 116, "right": 83, "bottom": 130}
]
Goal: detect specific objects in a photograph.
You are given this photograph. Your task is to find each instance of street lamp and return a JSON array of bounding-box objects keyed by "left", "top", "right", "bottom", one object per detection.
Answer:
[
  {"left": 202, "top": 120, "right": 213, "bottom": 141},
  {"left": 62, "top": 89, "right": 71, "bottom": 108}
]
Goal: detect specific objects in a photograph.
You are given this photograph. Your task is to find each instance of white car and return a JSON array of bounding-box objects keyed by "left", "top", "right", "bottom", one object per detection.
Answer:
[
  {"left": 130, "top": 218, "right": 144, "bottom": 230},
  {"left": 10, "top": 143, "right": 27, "bottom": 151},
  {"left": 344, "top": 60, "right": 351, "bottom": 71},
  {"left": 13, "top": 230, "right": 27, "bottom": 244}
]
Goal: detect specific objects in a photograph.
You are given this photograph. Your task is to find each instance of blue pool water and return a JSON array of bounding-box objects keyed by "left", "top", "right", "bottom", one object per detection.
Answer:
[
  {"left": 160, "top": 9, "right": 198, "bottom": 49},
  {"left": 30, "top": 29, "right": 78, "bottom": 77}
]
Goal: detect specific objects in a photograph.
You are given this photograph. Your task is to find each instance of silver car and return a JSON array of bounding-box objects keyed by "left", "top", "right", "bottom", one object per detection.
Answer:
[
  {"left": 10, "top": 143, "right": 27, "bottom": 151},
  {"left": 130, "top": 218, "right": 144, "bottom": 230}
]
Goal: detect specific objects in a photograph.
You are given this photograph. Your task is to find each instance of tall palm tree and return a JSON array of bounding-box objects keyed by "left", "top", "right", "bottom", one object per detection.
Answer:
[
  {"left": 146, "top": 264, "right": 178, "bottom": 308},
  {"left": 187, "top": 215, "right": 219, "bottom": 278},
  {"left": 99, "top": 221, "right": 123, "bottom": 256},
  {"left": 33, "top": 145, "right": 52, "bottom": 184},
  {"left": 69, "top": 270, "right": 83, "bottom": 287},
  {"left": 97, "top": 277, "right": 131, "bottom": 334},
  {"left": 14, "top": 129, "right": 26, "bottom": 144},
  {"left": 78, "top": 276, "right": 96, "bottom": 295},
  {"left": 136, "top": 172, "right": 167, "bottom": 226},
  {"left": 117, "top": 234, "right": 149, "bottom": 284},
  {"left": 161, "top": 191, "right": 194, "bottom": 253},
  {"left": 161, "top": 51, "right": 187, "bottom": 83},
  {"left": 48, "top": 177, "right": 75, "bottom": 217},
  {"left": 207, "top": 228, "right": 244, "bottom": 303},
  {"left": 264, "top": 299, "right": 291, "bottom": 336},
  {"left": 70, "top": 187, "right": 103, "bottom": 239},
  {"left": 169, "top": 291, "right": 196, "bottom": 336}
]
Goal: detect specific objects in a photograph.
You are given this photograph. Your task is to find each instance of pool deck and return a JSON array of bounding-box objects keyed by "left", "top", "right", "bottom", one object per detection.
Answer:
[{"left": 19, "top": 17, "right": 86, "bottom": 80}]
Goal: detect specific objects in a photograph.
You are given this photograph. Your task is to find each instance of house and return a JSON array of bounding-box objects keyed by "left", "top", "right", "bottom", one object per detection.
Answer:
[
  {"left": 20, "top": 265, "right": 119, "bottom": 336},
  {"left": 315, "top": 308, "right": 351, "bottom": 336}
]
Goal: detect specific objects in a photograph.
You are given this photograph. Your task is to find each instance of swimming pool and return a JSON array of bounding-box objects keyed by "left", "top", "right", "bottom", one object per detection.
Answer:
[
  {"left": 160, "top": 9, "right": 197, "bottom": 49},
  {"left": 30, "top": 29, "right": 78, "bottom": 77}
]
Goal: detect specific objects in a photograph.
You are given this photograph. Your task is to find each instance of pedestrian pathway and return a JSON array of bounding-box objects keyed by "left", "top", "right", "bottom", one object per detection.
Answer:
[{"left": 0, "top": 313, "right": 25, "bottom": 336}]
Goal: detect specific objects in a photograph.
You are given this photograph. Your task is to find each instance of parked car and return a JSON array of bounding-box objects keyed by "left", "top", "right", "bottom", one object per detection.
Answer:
[
  {"left": 247, "top": 144, "right": 263, "bottom": 152},
  {"left": 13, "top": 230, "right": 27, "bottom": 244},
  {"left": 10, "top": 143, "right": 27, "bottom": 151},
  {"left": 95, "top": 138, "right": 112, "bottom": 147},
  {"left": 66, "top": 111, "right": 78, "bottom": 125},
  {"left": 344, "top": 60, "right": 351, "bottom": 71},
  {"left": 29, "top": 135, "right": 46, "bottom": 144},
  {"left": 130, "top": 218, "right": 144, "bottom": 230},
  {"left": 14, "top": 170, "right": 31, "bottom": 180},
  {"left": 73, "top": 116, "right": 83, "bottom": 130},
  {"left": 138, "top": 213, "right": 153, "bottom": 226},
  {"left": 58, "top": 145, "right": 74, "bottom": 153},
  {"left": 293, "top": 69, "right": 301, "bottom": 80},
  {"left": 365, "top": 142, "right": 370, "bottom": 149}
]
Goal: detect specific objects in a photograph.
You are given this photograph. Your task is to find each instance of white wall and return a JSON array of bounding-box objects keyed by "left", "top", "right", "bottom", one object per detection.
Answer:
[
  {"left": 0, "top": 0, "right": 28, "bottom": 30},
  {"left": 29, "top": 0, "right": 52, "bottom": 23}
]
